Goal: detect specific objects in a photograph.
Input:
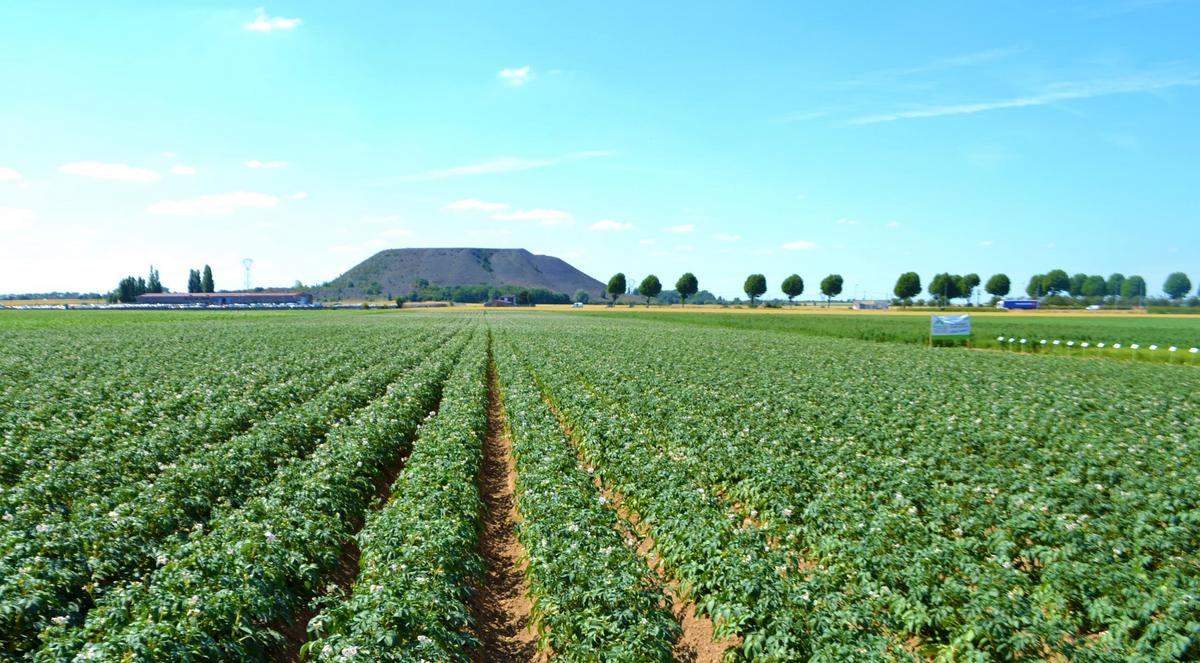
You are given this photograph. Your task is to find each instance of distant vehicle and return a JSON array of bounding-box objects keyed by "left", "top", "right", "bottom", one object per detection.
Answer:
[
  {"left": 1086, "top": 304, "right": 1102, "bottom": 311},
  {"left": 997, "top": 299, "right": 1039, "bottom": 310},
  {"left": 571, "top": 302, "right": 584, "bottom": 308}
]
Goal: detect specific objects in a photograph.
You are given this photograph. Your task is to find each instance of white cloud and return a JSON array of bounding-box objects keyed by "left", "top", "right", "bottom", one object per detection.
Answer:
[
  {"left": 713, "top": 233, "right": 742, "bottom": 241},
  {"left": 849, "top": 71, "right": 1200, "bottom": 124},
  {"left": 590, "top": 219, "right": 633, "bottom": 231},
  {"left": 381, "top": 228, "right": 413, "bottom": 237},
  {"left": 245, "top": 159, "right": 288, "bottom": 169},
  {"left": 886, "top": 221, "right": 900, "bottom": 228},
  {"left": 291, "top": 191, "right": 308, "bottom": 200},
  {"left": 170, "top": 165, "right": 197, "bottom": 176},
  {"left": 0, "top": 167, "right": 22, "bottom": 181},
  {"left": 244, "top": 8, "right": 302, "bottom": 32},
  {"left": 0, "top": 207, "right": 34, "bottom": 231},
  {"left": 835, "top": 218, "right": 858, "bottom": 225},
  {"left": 492, "top": 209, "right": 572, "bottom": 226},
  {"left": 782, "top": 240, "right": 817, "bottom": 250},
  {"left": 446, "top": 199, "right": 510, "bottom": 211},
  {"left": 499, "top": 66, "right": 533, "bottom": 86},
  {"left": 59, "top": 161, "right": 160, "bottom": 183},
  {"left": 664, "top": 224, "right": 695, "bottom": 233},
  {"left": 394, "top": 151, "right": 608, "bottom": 182},
  {"left": 146, "top": 192, "right": 280, "bottom": 216},
  {"left": 980, "top": 239, "right": 994, "bottom": 246},
  {"left": 639, "top": 239, "right": 656, "bottom": 245}
]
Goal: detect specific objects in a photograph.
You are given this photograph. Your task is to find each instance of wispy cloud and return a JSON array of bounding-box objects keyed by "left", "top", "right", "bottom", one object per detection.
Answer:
[
  {"left": 244, "top": 8, "right": 302, "bottom": 32},
  {"left": 782, "top": 240, "right": 817, "bottom": 250},
  {"left": 245, "top": 159, "right": 288, "bottom": 169},
  {"left": 980, "top": 239, "right": 995, "bottom": 246},
  {"left": 146, "top": 192, "right": 280, "bottom": 216},
  {"left": 0, "top": 207, "right": 34, "bottom": 231},
  {"left": 170, "top": 165, "right": 197, "bottom": 176},
  {"left": 59, "top": 161, "right": 160, "bottom": 183},
  {"left": 664, "top": 223, "right": 695, "bottom": 233},
  {"left": 445, "top": 199, "right": 510, "bottom": 211},
  {"left": 886, "top": 221, "right": 900, "bottom": 228},
  {"left": 0, "top": 167, "right": 21, "bottom": 182},
  {"left": 499, "top": 66, "right": 533, "bottom": 86},
  {"left": 291, "top": 191, "right": 308, "bottom": 200},
  {"left": 835, "top": 218, "right": 857, "bottom": 225},
  {"left": 492, "top": 208, "right": 572, "bottom": 226},
  {"left": 772, "top": 111, "right": 828, "bottom": 124},
  {"left": 590, "top": 219, "right": 633, "bottom": 231},
  {"left": 393, "top": 151, "right": 608, "bottom": 182},
  {"left": 838, "top": 47, "right": 1025, "bottom": 88},
  {"left": 848, "top": 72, "right": 1200, "bottom": 124},
  {"left": 713, "top": 233, "right": 742, "bottom": 241}
]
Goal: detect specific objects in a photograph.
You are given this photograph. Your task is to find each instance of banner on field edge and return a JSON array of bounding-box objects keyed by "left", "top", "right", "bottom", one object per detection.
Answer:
[{"left": 930, "top": 314, "right": 971, "bottom": 337}]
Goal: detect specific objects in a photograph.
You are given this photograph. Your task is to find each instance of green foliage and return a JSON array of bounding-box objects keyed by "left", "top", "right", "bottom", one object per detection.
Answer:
[
  {"left": 1107, "top": 273, "right": 1125, "bottom": 298},
  {"left": 893, "top": 272, "right": 921, "bottom": 302},
  {"left": 607, "top": 273, "right": 626, "bottom": 303},
  {"left": 1163, "top": 272, "right": 1192, "bottom": 299},
  {"left": 928, "top": 273, "right": 962, "bottom": 305},
  {"left": 1025, "top": 273, "right": 1045, "bottom": 298},
  {"left": 743, "top": 273, "right": 767, "bottom": 306},
  {"left": 958, "top": 273, "right": 980, "bottom": 302},
  {"left": 187, "top": 269, "right": 202, "bottom": 294},
  {"left": 1041, "top": 269, "right": 1069, "bottom": 295},
  {"left": 146, "top": 266, "right": 163, "bottom": 294},
  {"left": 573, "top": 289, "right": 589, "bottom": 304},
  {"left": 201, "top": 264, "right": 214, "bottom": 293},
  {"left": 638, "top": 274, "right": 662, "bottom": 305},
  {"left": 1121, "top": 275, "right": 1147, "bottom": 300},
  {"left": 985, "top": 273, "right": 1010, "bottom": 299},
  {"left": 781, "top": 274, "right": 805, "bottom": 303},
  {"left": 820, "top": 273, "right": 844, "bottom": 305},
  {"left": 1069, "top": 272, "right": 1088, "bottom": 297},
  {"left": 675, "top": 272, "right": 698, "bottom": 305},
  {"left": 1081, "top": 275, "right": 1107, "bottom": 298}
]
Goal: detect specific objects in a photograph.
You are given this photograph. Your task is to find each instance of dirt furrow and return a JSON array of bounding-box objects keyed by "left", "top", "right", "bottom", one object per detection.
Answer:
[{"left": 470, "top": 365, "right": 539, "bottom": 662}]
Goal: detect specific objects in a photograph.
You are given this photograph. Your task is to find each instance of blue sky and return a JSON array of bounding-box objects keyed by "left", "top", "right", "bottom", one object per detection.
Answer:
[{"left": 1, "top": 1, "right": 1198, "bottom": 299}]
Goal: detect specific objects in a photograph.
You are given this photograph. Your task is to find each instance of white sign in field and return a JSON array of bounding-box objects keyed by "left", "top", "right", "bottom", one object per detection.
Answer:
[{"left": 931, "top": 314, "right": 972, "bottom": 337}]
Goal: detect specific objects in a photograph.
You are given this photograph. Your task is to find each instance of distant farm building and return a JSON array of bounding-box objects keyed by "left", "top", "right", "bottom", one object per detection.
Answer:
[
  {"left": 484, "top": 295, "right": 518, "bottom": 307},
  {"left": 135, "top": 292, "right": 314, "bottom": 306},
  {"left": 853, "top": 299, "right": 890, "bottom": 310}
]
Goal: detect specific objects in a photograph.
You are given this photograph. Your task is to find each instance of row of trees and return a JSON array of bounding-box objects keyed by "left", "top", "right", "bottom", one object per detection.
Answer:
[
  {"left": 891, "top": 270, "right": 1198, "bottom": 306},
  {"left": 603, "top": 272, "right": 847, "bottom": 307},
  {"left": 107, "top": 266, "right": 165, "bottom": 303},
  {"left": 187, "top": 265, "right": 215, "bottom": 294}
]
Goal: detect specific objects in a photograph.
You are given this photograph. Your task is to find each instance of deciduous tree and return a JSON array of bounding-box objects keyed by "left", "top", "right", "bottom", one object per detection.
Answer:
[
  {"left": 606, "top": 273, "right": 626, "bottom": 306},
  {"left": 743, "top": 274, "right": 767, "bottom": 307},
  {"left": 781, "top": 274, "right": 805, "bottom": 305},
  {"left": 639, "top": 274, "right": 662, "bottom": 306},
  {"left": 675, "top": 272, "right": 698, "bottom": 307},
  {"left": 820, "top": 274, "right": 843, "bottom": 307},
  {"left": 985, "top": 273, "right": 1010, "bottom": 299},
  {"left": 202, "top": 265, "right": 215, "bottom": 293},
  {"left": 893, "top": 272, "right": 921, "bottom": 304},
  {"left": 1164, "top": 272, "right": 1192, "bottom": 300}
]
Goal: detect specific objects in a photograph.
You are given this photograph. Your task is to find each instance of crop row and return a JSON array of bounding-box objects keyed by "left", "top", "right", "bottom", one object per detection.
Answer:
[
  {"left": 495, "top": 313, "right": 1200, "bottom": 660},
  {"left": 32, "top": 329, "right": 473, "bottom": 662},
  {"left": 302, "top": 331, "right": 489, "bottom": 662},
  {"left": 494, "top": 340, "right": 680, "bottom": 661},
  {"left": 0, "top": 323, "right": 468, "bottom": 659}
]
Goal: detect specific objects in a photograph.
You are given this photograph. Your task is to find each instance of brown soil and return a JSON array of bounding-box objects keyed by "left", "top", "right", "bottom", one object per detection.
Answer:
[
  {"left": 271, "top": 539, "right": 361, "bottom": 663},
  {"left": 541, "top": 396, "right": 739, "bottom": 663},
  {"left": 470, "top": 366, "right": 540, "bottom": 663}
]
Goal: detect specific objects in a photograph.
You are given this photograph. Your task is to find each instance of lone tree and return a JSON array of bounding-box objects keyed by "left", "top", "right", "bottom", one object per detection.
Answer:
[
  {"left": 743, "top": 274, "right": 767, "bottom": 307},
  {"left": 572, "top": 289, "right": 589, "bottom": 304},
  {"left": 606, "top": 273, "right": 626, "bottom": 306},
  {"left": 819, "top": 274, "right": 843, "bottom": 307},
  {"left": 1081, "top": 275, "right": 1108, "bottom": 298},
  {"left": 985, "top": 273, "right": 1010, "bottom": 300},
  {"left": 639, "top": 274, "right": 662, "bottom": 306},
  {"left": 1121, "top": 275, "right": 1146, "bottom": 301},
  {"left": 675, "top": 272, "right": 698, "bottom": 307},
  {"left": 893, "top": 272, "right": 921, "bottom": 305},
  {"left": 928, "top": 273, "right": 962, "bottom": 306},
  {"left": 187, "top": 269, "right": 202, "bottom": 293},
  {"left": 1163, "top": 272, "right": 1192, "bottom": 300},
  {"left": 201, "top": 265, "right": 215, "bottom": 293},
  {"left": 781, "top": 274, "right": 805, "bottom": 305},
  {"left": 958, "top": 273, "right": 981, "bottom": 304}
]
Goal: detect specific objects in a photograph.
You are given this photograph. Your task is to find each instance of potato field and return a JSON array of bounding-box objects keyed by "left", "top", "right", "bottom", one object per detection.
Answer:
[{"left": 2, "top": 310, "right": 1198, "bottom": 662}]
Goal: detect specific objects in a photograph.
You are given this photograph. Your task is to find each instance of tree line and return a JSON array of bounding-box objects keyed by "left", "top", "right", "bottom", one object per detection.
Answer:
[
  {"left": 107, "top": 265, "right": 215, "bottom": 303},
  {"left": 602, "top": 272, "right": 847, "bottom": 307},
  {"left": 892, "top": 270, "right": 1197, "bottom": 306}
]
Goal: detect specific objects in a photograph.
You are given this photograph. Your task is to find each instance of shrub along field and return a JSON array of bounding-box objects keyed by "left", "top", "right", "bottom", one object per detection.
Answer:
[{"left": 1, "top": 309, "right": 1197, "bottom": 661}]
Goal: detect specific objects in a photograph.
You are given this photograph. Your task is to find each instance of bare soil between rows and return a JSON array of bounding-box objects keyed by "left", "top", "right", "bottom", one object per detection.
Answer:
[{"left": 470, "top": 365, "right": 540, "bottom": 662}]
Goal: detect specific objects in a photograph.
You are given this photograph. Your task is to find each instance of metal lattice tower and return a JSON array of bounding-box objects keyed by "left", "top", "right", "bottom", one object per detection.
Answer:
[{"left": 242, "top": 258, "right": 253, "bottom": 290}]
